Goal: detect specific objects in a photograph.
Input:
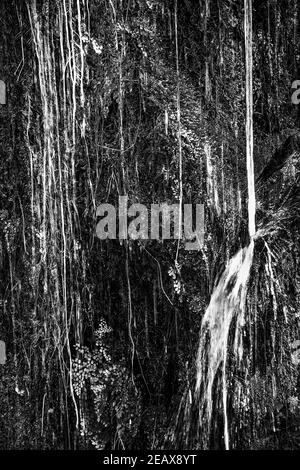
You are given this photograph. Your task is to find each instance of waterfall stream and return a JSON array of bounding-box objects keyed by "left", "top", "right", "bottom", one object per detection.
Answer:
[
  {"left": 195, "top": 0, "right": 256, "bottom": 449},
  {"left": 195, "top": 241, "right": 254, "bottom": 449}
]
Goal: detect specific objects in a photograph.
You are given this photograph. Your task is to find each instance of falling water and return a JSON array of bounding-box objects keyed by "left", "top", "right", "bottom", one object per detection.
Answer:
[
  {"left": 195, "top": 240, "right": 254, "bottom": 449},
  {"left": 195, "top": 0, "right": 256, "bottom": 450},
  {"left": 244, "top": 0, "right": 256, "bottom": 237}
]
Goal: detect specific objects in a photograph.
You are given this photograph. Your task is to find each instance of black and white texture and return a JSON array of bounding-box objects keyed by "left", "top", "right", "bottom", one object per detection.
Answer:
[{"left": 0, "top": 0, "right": 300, "bottom": 451}]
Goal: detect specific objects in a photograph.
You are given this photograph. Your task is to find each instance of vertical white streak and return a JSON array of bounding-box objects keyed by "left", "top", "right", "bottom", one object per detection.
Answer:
[
  {"left": 175, "top": 0, "right": 183, "bottom": 262},
  {"left": 244, "top": 0, "right": 256, "bottom": 237}
]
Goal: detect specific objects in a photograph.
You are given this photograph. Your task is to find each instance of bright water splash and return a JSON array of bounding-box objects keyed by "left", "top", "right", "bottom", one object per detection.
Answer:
[
  {"left": 195, "top": 0, "right": 256, "bottom": 449},
  {"left": 195, "top": 240, "right": 254, "bottom": 449}
]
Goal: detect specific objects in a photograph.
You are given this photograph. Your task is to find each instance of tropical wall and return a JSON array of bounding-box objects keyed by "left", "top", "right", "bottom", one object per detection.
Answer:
[{"left": 0, "top": 0, "right": 300, "bottom": 450}]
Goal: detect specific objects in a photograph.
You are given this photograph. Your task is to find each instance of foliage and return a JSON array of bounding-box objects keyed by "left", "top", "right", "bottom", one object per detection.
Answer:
[{"left": 0, "top": 0, "right": 300, "bottom": 450}]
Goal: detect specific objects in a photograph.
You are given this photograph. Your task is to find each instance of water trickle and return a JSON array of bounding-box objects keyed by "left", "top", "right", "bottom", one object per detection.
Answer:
[
  {"left": 0, "top": 80, "right": 6, "bottom": 105},
  {"left": 195, "top": 240, "right": 254, "bottom": 449},
  {"left": 0, "top": 340, "right": 6, "bottom": 365},
  {"left": 195, "top": 0, "right": 256, "bottom": 450}
]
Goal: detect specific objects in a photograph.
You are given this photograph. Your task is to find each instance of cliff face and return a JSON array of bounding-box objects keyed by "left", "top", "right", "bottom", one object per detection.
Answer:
[{"left": 0, "top": 0, "right": 300, "bottom": 450}]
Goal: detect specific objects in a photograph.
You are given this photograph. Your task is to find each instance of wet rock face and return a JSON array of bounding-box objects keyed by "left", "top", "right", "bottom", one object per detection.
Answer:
[
  {"left": 0, "top": 340, "right": 6, "bottom": 365},
  {"left": 256, "top": 133, "right": 300, "bottom": 185}
]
